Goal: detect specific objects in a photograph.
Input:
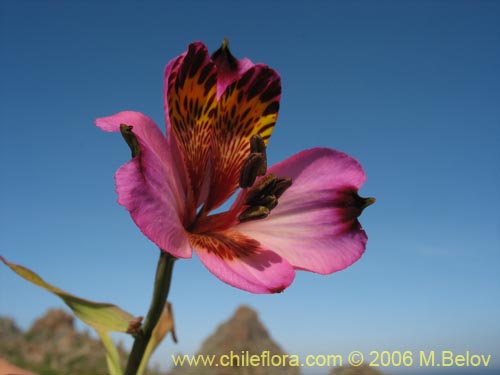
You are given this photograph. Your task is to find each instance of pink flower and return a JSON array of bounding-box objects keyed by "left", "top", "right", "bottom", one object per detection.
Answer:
[{"left": 96, "top": 41, "right": 374, "bottom": 294}]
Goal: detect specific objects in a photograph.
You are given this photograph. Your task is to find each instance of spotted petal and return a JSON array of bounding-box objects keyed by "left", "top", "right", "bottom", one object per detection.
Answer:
[
  {"left": 206, "top": 64, "right": 281, "bottom": 211},
  {"left": 95, "top": 111, "right": 191, "bottom": 258},
  {"left": 237, "top": 148, "right": 369, "bottom": 274},
  {"left": 164, "top": 42, "right": 218, "bottom": 209},
  {"left": 189, "top": 231, "right": 295, "bottom": 293}
]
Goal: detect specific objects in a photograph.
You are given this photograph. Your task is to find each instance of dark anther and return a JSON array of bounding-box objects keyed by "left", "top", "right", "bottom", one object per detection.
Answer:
[
  {"left": 239, "top": 153, "right": 267, "bottom": 188},
  {"left": 239, "top": 174, "right": 292, "bottom": 223},
  {"left": 250, "top": 134, "right": 267, "bottom": 174},
  {"left": 239, "top": 135, "right": 268, "bottom": 189},
  {"left": 257, "top": 195, "right": 278, "bottom": 210},
  {"left": 238, "top": 135, "right": 292, "bottom": 223},
  {"left": 120, "top": 124, "right": 141, "bottom": 158},
  {"left": 272, "top": 177, "right": 293, "bottom": 198},
  {"left": 245, "top": 173, "right": 277, "bottom": 204},
  {"left": 250, "top": 134, "right": 266, "bottom": 154},
  {"left": 238, "top": 206, "right": 270, "bottom": 223},
  {"left": 258, "top": 174, "right": 279, "bottom": 197}
]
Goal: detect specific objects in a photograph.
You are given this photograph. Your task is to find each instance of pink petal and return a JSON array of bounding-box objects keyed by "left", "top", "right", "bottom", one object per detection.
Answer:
[
  {"left": 95, "top": 111, "right": 191, "bottom": 258},
  {"left": 237, "top": 148, "right": 369, "bottom": 274},
  {"left": 189, "top": 231, "right": 295, "bottom": 294}
]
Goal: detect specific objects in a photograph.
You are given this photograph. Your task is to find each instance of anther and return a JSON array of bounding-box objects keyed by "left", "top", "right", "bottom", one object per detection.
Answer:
[
  {"left": 238, "top": 206, "right": 270, "bottom": 223},
  {"left": 239, "top": 135, "right": 268, "bottom": 188},
  {"left": 120, "top": 124, "right": 141, "bottom": 158},
  {"left": 239, "top": 153, "right": 267, "bottom": 188},
  {"left": 257, "top": 195, "right": 278, "bottom": 210},
  {"left": 250, "top": 134, "right": 266, "bottom": 154},
  {"left": 245, "top": 173, "right": 277, "bottom": 204},
  {"left": 238, "top": 135, "right": 292, "bottom": 222},
  {"left": 250, "top": 134, "right": 267, "bottom": 174},
  {"left": 271, "top": 177, "right": 293, "bottom": 198}
]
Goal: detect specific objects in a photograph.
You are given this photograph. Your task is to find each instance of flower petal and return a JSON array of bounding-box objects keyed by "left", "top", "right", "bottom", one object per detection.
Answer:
[
  {"left": 96, "top": 111, "right": 170, "bottom": 166},
  {"left": 164, "top": 42, "right": 218, "bottom": 208},
  {"left": 190, "top": 231, "right": 295, "bottom": 294},
  {"left": 205, "top": 64, "right": 281, "bottom": 211},
  {"left": 95, "top": 111, "right": 191, "bottom": 258},
  {"left": 237, "top": 148, "right": 369, "bottom": 274},
  {"left": 211, "top": 40, "right": 254, "bottom": 98}
]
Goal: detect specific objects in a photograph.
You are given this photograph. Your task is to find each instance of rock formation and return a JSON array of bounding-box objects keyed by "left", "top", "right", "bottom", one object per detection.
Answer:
[
  {"left": 1, "top": 306, "right": 387, "bottom": 375},
  {"left": 168, "top": 305, "right": 300, "bottom": 375},
  {"left": 0, "top": 309, "right": 124, "bottom": 375}
]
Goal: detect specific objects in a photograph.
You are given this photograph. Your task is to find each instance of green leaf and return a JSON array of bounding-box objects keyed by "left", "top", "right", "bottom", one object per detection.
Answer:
[
  {"left": 1, "top": 256, "right": 138, "bottom": 375},
  {"left": 97, "top": 329, "right": 123, "bottom": 375},
  {"left": 137, "top": 302, "right": 177, "bottom": 375}
]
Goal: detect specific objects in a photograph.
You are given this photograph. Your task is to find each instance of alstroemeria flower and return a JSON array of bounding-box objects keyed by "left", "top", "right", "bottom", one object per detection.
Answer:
[{"left": 96, "top": 41, "right": 374, "bottom": 294}]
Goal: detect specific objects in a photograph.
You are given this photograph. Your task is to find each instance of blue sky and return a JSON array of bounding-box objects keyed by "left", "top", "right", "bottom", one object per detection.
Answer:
[{"left": 1, "top": 0, "right": 499, "bottom": 373}]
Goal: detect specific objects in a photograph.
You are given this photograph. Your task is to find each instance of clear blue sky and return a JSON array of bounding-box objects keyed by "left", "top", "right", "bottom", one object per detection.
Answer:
[{"left": 1, "top": 0, "right": 499, "bottom": 373}]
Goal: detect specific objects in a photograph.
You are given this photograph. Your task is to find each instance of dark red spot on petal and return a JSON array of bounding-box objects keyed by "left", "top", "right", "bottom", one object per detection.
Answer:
[
  {"left": 204, "top": 73, "right": 217, "bottom": 94},
  {"left": 263, "top": 101, "right": 279, "bottom": 116},
  {"left": 188, "top": 48, "right": 205, "bottom": 78},
  {"left": 190, "top": 232, "right": 260, "bottom": 261},
  {"left": 259, "top": 122, "right": 276, "bottom": 134},
  {"left": 260, "top": 79, "right": 281, "bottom": 103},
  {"left": 198, "top": 63, "right": 213, "bottom": 84},
  {"left": 237, "top": 68, "right": 255, "bottom": 89},
  {"left": 246, "top": 75, "right": 269, "bottom": 101}
]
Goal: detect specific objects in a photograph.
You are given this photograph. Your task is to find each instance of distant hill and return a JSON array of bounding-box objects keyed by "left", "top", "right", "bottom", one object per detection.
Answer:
[
  {"left": 0, "top": 309, "right": 135, "bottom": 375},
  {"left": 1, "top": 306, "right": 299, "bottom": 375},
  {"left": 168, "top": 305, "right": 300, "bottom": 375},
  {"left": 1, "top": 306, "right": 389, "bottom": 375}
]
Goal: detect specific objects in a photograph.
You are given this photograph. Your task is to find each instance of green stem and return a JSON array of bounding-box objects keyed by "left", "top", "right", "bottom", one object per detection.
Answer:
[{"left": 125, "top": 251, "right": 176, "bottom": 375}]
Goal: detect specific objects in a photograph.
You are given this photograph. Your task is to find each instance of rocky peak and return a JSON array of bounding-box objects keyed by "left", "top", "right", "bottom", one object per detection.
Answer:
[
  {"left": 205, "top": 305, "right": 270, "bottom": 344},
  {"left": 233, "top": 305, "right": 258, "bottom": 320},
  {"left": 1, "top": 308, "right": 115, "bottom": 375},
  {"left": 0, "top": 316, "right": 22, "bottom": 338},
  {"left": 28, "top": 309, "right": 74, "bottom": 338},
  {"left": 168, "top": 306, "right": 300, "bottom": 375}
]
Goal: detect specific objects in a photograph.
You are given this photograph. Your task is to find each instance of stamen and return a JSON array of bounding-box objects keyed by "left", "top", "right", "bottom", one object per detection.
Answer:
[
  {"left": 250, "top": 134, "right": 266, "bottom": 154},
  {"left": 239, "top": 134, "right": 268, "bottom": 188},
  {"left": 271, "top": 177, "right": 293, "bottom": 198},
  {"left": 245, "top": 173, "right": 277, "bottom": 205},
  {"left": 250, "top": 134, "right": 267, "bottom": 174},
  {"left": 120, "top": 124, "right": 141, "bottom": 158},
  {"left": 238, "top": 206, "right": 270, "bottom": 223},
  {"left": 237, "top": 136, "right": 293, "bottom": 223},
  {"left": 257, "top": 195, "right": 278, "bottom": 210},
  {"left": 239, "top": 153, "right": 266, "bottom": 188}
]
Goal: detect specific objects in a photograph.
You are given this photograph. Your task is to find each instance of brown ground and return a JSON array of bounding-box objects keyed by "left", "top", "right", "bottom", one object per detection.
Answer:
[{"left": 0, "top": 358, "right": 38, "bottom": 375}]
